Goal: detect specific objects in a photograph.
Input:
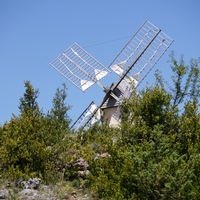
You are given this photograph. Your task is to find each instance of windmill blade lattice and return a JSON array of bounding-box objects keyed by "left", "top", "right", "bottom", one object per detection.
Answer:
[
  {"left": 50, "top": 43, "right": 110, "bottom": 91},
  {"left": 110, "top": 20, "right": 174, "bottom": 88},
  {"left": 71, "top": 101, "right": 101, "bottom": 130}
]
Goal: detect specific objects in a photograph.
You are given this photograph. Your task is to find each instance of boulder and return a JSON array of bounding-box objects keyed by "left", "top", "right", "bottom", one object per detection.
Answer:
[
  {"left": 0, "top": 189, "right": 9, "bottom": 199},
  {"left": 69, "top": 158, "right": 90, "bottom": 178},
  {"left": 65, "top": 191, "right": 77, "bottom": 200},
  {"left": 16, "top": 178, "right": 41, "bottom": 189},
  {"left": 72, "top": 158, "right": 89, "bottom": 171}
]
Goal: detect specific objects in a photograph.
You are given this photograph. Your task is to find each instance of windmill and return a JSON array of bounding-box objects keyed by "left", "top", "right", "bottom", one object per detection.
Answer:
[{"left": 50, "top": 20, "right": 173, "bottom": 130}]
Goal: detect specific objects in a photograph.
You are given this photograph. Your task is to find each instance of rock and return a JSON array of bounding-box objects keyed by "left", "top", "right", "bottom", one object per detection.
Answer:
[
  {"left": 72, "top": 158, "right": 89, "bottom": 171},
  {"left": 78, "top": 170, "right": 90, "bottom": 177},
  {"left": 70, "top": 158, "right": 90, "bottom": 178},
  {"left": 99, "top": 152, "right": 110, "bottom": 158},
  {"left": 19, "top": 188, "right": 37, "bottom": 196},
  {"left": 21, "top": 178, "right": 41, "bottom": 189},
  {"left": 19, "top": 188, "right": 58, "bottom": 200},
  {"left": 65, "top": 191, "right": 77, "bottom": 200},
  {"left": 0, "top": 189, "right": 9, "bottom": 199},
  {"left": 94, "top": 151, "right": 110, "bottom": 160}
]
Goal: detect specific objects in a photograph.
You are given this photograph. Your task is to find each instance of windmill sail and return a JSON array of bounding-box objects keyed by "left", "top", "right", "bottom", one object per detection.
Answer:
[
  {"left": 110, "top": 20, "right": 174, "bottom": 88},
  {"left": 71, "top": 101, "right": 101, "bottom": 130},
  {"left": 50, "top": 43, "right": 110, "bottom": 91}
]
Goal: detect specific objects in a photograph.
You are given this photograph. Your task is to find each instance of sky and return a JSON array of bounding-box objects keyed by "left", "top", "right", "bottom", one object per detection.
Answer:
[{"left": 0, "top": 0, "right": 200, "bottom": 125}]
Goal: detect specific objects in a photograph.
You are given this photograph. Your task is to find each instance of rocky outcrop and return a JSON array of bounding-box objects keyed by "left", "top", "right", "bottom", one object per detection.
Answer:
[
  {"left": 72, "top": 158, "right": 89, "bottom": 171},
  {"left": 0, "top": 157, "right": 91, "bottom": 200},
  {"left": 64, "top": 191, "right": 77, "bottom": 200},
  {"left": 94, "top": 151, "right": 111, "bottom": 160},
  {"left": 0, "top": 189, "right": 11, "bottom": 199},
  {"left": 16, "top": 178, "right": 42, "bottom": 189},
  {"left": 70, "top": 158, "right": 90, "bottom": 178},
  {"left": 0, "top": 178, "right": 91, "bottom": 200}
]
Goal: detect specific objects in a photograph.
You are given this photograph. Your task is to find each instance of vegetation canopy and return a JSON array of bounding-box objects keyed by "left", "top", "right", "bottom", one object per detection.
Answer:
[{"left": 0, "top": 53, "right": 200, "bottom": 199}]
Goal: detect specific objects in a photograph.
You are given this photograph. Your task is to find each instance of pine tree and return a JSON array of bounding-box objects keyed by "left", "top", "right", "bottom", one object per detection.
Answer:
[
  {"left": 44, "top": 83, "right": 72, "bottom": 146},
  {"left": 19, "top": 80, "right": 40, "bottom": 115},
  {"left": 49, "top": 83, "right": 71, "bottom": 127}
]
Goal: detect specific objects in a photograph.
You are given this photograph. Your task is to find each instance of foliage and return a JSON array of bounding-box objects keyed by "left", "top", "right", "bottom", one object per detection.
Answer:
[
  {"left": 0, "top": 81, "right": 72, "bottom": 183},
  {"left": 45, "top": 83, "right": 72, "bottom": 146},
  {"left": 0, "top": 54, "right": 200, "bottom": 199},
  {"left": 83, "top": 55, "right": 200, "bottom": 199},
  {"left": 18, "top": 80, "right": 40, "bottom": 115}
]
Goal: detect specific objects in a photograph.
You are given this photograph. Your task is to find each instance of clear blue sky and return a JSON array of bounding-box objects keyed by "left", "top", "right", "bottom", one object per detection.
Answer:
[{"left": 0, "top": 0, "right": 200, "bottom": 125}]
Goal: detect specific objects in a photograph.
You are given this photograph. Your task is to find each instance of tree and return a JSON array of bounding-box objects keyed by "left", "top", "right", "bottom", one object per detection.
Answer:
[
  {"left": 164, "top": 52, "right": 200, "bottom": 108},
  {"left": 49, "top": 83, "right": 71, "bottom": 127},
  {"left": 45, "top": 83, "right": 72, "bottom": 146},
  {"left": 0, "top": 81, "right": 52, "bottom": 181},
  {"left": 18, "top": 80, "right": 40, "bottom": 115},
  {"left": 83, "top": 55, "right": 200, "bottom": 199},
  {"left": 0, "top": 81, "right": 72, "bottom": 183}
]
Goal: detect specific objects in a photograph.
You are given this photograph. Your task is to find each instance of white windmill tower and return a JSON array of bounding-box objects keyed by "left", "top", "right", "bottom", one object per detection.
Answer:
[{"left": 50, "top": 20, "right": 173, "bottom": 130}]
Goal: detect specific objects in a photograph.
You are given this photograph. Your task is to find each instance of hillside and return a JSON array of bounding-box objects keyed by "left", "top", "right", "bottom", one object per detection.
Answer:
[{"left": 0, "top": 55, "right": 200, "bottom": 199}]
